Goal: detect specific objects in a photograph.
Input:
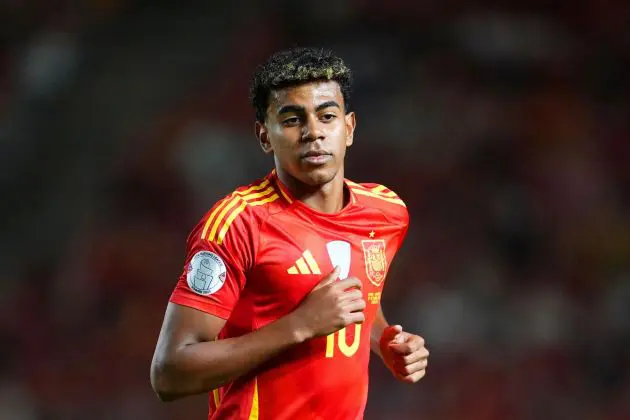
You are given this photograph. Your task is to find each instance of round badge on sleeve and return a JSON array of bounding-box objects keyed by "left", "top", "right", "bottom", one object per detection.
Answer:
[{"left": 186, "top": 251, "right": 227, "bottom": 296}]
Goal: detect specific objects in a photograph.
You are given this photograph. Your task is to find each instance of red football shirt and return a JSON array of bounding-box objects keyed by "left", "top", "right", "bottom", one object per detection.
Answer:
[{"left": 170, "top": 170, "right": 409, "bottom": 420}]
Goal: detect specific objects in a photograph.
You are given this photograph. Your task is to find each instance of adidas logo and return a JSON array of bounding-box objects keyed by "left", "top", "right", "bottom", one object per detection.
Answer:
[{"left": 287, "top": 250, "right": 321, "bottom": 275}]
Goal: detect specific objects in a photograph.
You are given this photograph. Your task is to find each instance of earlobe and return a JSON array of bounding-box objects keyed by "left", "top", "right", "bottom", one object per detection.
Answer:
[
  {"left": 261, "top": 141, "right": 273, "bottom": 153},
  {"left": 255, "top": 121, "right": 273, "bottom": 154},
  {"left": 345, "top": 112, "right": 356, "bottom": 147}
]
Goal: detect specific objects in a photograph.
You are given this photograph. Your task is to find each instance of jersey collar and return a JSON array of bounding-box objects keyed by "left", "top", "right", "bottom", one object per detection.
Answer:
[{"left": 270, "top": 169, "right": 357, "bottom": 212}]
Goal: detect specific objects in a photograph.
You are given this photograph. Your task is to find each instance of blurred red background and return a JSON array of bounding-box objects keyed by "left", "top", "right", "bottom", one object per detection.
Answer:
[{"left": 1, "top": 1, "right": 629, "bottom": 419}]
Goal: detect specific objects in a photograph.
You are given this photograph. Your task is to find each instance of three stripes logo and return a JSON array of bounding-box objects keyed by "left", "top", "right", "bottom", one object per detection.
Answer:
[
  {"left": 287, "top": 250, "right": 322, "bottom": 275},
  {"left": 287, "top": 241, "right": 351, "bottom": 278}
]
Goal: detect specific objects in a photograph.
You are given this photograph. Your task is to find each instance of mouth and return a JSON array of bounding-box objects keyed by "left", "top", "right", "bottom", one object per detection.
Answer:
[{"left": 300, "top": 150, "right": 333, "bottom": 165}]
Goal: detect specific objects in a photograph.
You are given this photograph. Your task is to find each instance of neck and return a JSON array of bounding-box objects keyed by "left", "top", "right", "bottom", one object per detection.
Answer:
[{"left": 276, "top": 167, "right": 347, "bottom": 214}]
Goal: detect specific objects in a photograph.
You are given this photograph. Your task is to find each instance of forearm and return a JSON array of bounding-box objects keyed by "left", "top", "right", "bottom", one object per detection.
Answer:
[
  {"left": 152, "top": 314, "right": 302, "bottom": 401},
  {"left": 370, "top": 305, "right": 389, "bottom": 358}
]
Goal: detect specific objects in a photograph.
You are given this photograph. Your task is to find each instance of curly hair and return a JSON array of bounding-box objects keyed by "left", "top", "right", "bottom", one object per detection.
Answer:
[{"left": 250, "top": 47, "right": 353, "bottom": 122}]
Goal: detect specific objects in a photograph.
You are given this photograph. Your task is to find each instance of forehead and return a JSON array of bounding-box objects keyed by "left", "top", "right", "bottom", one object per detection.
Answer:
[{"left": 268, "top": 80, "right": 344, "bottom": 113}]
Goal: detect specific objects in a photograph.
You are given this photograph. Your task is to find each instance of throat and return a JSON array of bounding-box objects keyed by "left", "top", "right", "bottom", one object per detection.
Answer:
[
  {"left": 300, "top": 184, "right": 349, "bottom": 214},
  {"left": 277, "top": 170, "right": 349, "bottom": 214}
]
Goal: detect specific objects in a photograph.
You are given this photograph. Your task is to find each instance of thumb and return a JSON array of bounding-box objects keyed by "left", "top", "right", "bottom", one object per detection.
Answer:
[
  {"left": 380, "top": 324, "right": 404, "bottom": 345},
  {"left": 313, "top": 266, "right": 340, "bottom": 291}
]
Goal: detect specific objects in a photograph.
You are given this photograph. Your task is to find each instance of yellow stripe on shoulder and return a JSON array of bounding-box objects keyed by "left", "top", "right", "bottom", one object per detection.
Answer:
[
  {"left": 208, "top": 189, "right": 279, "bottom": 245},
  {"left": 371, "top": 184, "right": 398, "bottom": 197},
  {"left": 348, "top": 181, "right": 406, "bottom": 207},
  {"left": 215, "top": 193, "right": 278, "bottom": 245},
  {"left": 201, "top": 179, "right": 274, "bottom": 242},
  {"left": 201, "top": 179, "right": 269, "bottom": 239},
  {"left": 351, "top": 188, "right": 406, "bottom": 206},
  {"left": 201, "top": 196, "right": 233, "bottom": 240}
]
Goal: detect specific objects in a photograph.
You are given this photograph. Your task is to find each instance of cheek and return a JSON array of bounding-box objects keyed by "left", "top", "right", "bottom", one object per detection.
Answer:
[
  {"left": 270, "top": 129, "right": 298, "bottom": 151},
  {"left": 336, "top": 145, "right": 347, "bottom": 161},
  {"left": 331, "top": 128, "right": 349, "bottom": 154}
]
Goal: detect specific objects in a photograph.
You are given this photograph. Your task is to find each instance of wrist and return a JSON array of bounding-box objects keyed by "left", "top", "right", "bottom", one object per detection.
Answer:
[
  {"left": 281, "top": 312, "right": 313, "bottom": 345},
  {"left": 371, "top": 325, "right": 388, "bottom": 352}
]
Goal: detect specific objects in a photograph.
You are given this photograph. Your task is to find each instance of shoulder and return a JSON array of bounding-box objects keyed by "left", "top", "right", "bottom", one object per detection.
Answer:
[
  {"left": 346, "top": 180, "right": 409, "bottom": 226},
  {"left": 193, "top": 175, "right": 282, "bottom": 247}
]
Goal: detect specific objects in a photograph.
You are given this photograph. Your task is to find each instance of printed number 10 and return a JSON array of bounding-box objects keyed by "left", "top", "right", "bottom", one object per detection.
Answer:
[
  {"left": 325, "top": 324, "right": 361, "bottom": 358},
  {"left": 325, "top": 240, "right": 361, "bottom": 358}
]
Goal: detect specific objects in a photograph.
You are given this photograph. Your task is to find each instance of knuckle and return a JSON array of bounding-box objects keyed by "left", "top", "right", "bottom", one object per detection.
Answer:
[{"left": 335, "top": 316, "right": 347, "bottom": 329}]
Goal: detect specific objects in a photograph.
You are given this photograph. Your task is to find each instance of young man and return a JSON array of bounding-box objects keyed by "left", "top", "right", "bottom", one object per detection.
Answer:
[{"left": 151, "top": 47, "right": 429, "bottom": 419}]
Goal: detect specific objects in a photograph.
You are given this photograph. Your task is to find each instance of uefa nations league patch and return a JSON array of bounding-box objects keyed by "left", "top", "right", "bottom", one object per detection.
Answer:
[{"left": 186, "top": 251, "right": 227, "bottom": 296}]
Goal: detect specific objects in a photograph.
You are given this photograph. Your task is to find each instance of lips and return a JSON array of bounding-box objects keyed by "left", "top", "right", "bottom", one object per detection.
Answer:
[
  {"left": 300, "top": 149, "right": 333, "bottom": 165},
  {"left": 301, "top": 150, "right": 332, "bottom": 158}
]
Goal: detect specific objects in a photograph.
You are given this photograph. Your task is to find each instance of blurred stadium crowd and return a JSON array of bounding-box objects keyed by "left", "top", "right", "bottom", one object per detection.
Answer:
[{"left": 1, "top": 1, "right": 629, "bottom": 419}]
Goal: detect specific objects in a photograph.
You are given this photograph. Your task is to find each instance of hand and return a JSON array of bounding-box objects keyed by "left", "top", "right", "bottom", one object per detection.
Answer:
[
  {"left": 290, "top": 266, "right": 366, "bottom": 342},
  {"left": 379, "top": 325, "right": 429, "bottom": 383}
]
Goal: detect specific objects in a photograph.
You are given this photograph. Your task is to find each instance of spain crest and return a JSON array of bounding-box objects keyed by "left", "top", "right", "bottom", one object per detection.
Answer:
[{"left": 361, "top": 240, "right": 387, "bottom": 287}]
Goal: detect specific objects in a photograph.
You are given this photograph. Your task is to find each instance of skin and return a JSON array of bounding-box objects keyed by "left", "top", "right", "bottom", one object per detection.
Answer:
[
  {"left": 257, "top": 80, "right": 429, "bottom": 379},
  {"left": 150, "top": 79, "right": 428, "bottom": 403},
  {"left": 255, "top": 80, "right": 355, "bottom": 214}
]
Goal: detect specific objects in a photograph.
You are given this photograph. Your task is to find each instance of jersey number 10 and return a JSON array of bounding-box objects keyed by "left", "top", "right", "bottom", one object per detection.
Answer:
[{"left": 325, "top": 241, "right": 361, "bottom": 358}]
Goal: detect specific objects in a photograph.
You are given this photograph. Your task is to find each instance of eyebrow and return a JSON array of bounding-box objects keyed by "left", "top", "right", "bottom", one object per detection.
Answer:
[{"left": 277, "top": 100, "right": 341, "bottom": 115}]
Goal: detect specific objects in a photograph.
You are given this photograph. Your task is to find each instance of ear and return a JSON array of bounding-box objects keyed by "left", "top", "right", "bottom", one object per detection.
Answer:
[
  {"left": 344, "top": 111, "right": 356, "bottom": 147},
  {"left": 255, "top": 121, "right": 273, "bottom": 154}
]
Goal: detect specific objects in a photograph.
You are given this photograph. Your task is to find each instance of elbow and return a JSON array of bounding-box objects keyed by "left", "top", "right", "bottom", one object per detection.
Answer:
[
  {"left": 150, "top": 358, "right": 181, "bottom": 402},
  {"left": 153, "top": 387, "right": 178, "bottom": 403}
]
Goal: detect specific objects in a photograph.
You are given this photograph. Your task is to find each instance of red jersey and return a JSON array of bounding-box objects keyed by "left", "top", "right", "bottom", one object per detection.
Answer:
[{"left": 170, "top": 170, "right": 409, "bottom": 420}]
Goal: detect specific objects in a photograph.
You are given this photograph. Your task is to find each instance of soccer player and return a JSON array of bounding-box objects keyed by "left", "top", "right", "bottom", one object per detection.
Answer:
[{"left": 151, "top": 47, "right": 429, "bottom": 419}]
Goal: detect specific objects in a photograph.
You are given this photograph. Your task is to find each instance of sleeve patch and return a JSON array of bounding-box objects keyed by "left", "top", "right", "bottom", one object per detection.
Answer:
[{"left": 186, "top": 251, "right": 227, "bottom": 296}]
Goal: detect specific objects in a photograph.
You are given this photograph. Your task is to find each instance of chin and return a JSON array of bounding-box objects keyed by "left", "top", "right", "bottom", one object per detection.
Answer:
[{"left": 299, "top": 166, "right": 338, "bottom": 187}]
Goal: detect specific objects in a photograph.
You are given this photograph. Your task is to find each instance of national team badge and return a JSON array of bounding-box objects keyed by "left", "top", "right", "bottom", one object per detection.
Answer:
[{"left": 361, "top": 240, "right": 387, "bottom": 287}]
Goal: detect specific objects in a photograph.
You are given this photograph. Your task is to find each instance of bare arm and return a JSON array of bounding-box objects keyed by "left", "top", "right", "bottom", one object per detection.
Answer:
[
  {"left": 150, "top": 303, "right": 303, "bottom": 401},
  {"left": 150, "top": 267, "right": 366, "bottom": 402},
  {"left": 370, "top": 304, "right": 389, "bottom": 359}
]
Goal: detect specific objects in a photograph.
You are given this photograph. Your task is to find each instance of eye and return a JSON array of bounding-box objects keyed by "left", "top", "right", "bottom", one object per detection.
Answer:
[
  {"left": 282, "top": 116, "right": 300, "bottom": 126},
  {"left": 320, "top": 113, "right": 337, "bottom": 122}
]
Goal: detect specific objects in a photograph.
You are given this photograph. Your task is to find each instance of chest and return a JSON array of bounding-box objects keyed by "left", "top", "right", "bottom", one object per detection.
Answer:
[{"left": 248, "top": 210, "right": 403, "bottom": 323}]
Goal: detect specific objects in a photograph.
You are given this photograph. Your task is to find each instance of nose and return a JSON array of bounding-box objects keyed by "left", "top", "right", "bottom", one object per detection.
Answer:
[{"left": 301, "top": 115, "right": 324, "bottom": 142}]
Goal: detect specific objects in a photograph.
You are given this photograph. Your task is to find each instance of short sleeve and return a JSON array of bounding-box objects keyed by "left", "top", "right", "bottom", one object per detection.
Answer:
[
  {"left": 350, "top": 181, "right": 410, "bottom": 251},
  {"left": 169, "top": 199, "right": 257, "bottom": 319},
  {"left": 398, "top": 211, "right": 410, "bottom": 249}
]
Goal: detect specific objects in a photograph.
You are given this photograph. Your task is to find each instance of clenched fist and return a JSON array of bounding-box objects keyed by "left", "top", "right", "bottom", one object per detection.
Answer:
[
  {"left": 289, "top": 266, "right": 366, "bottom": 343},
  {"left": 379, "top": 325, "right": 429, "bottom": 383}
]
